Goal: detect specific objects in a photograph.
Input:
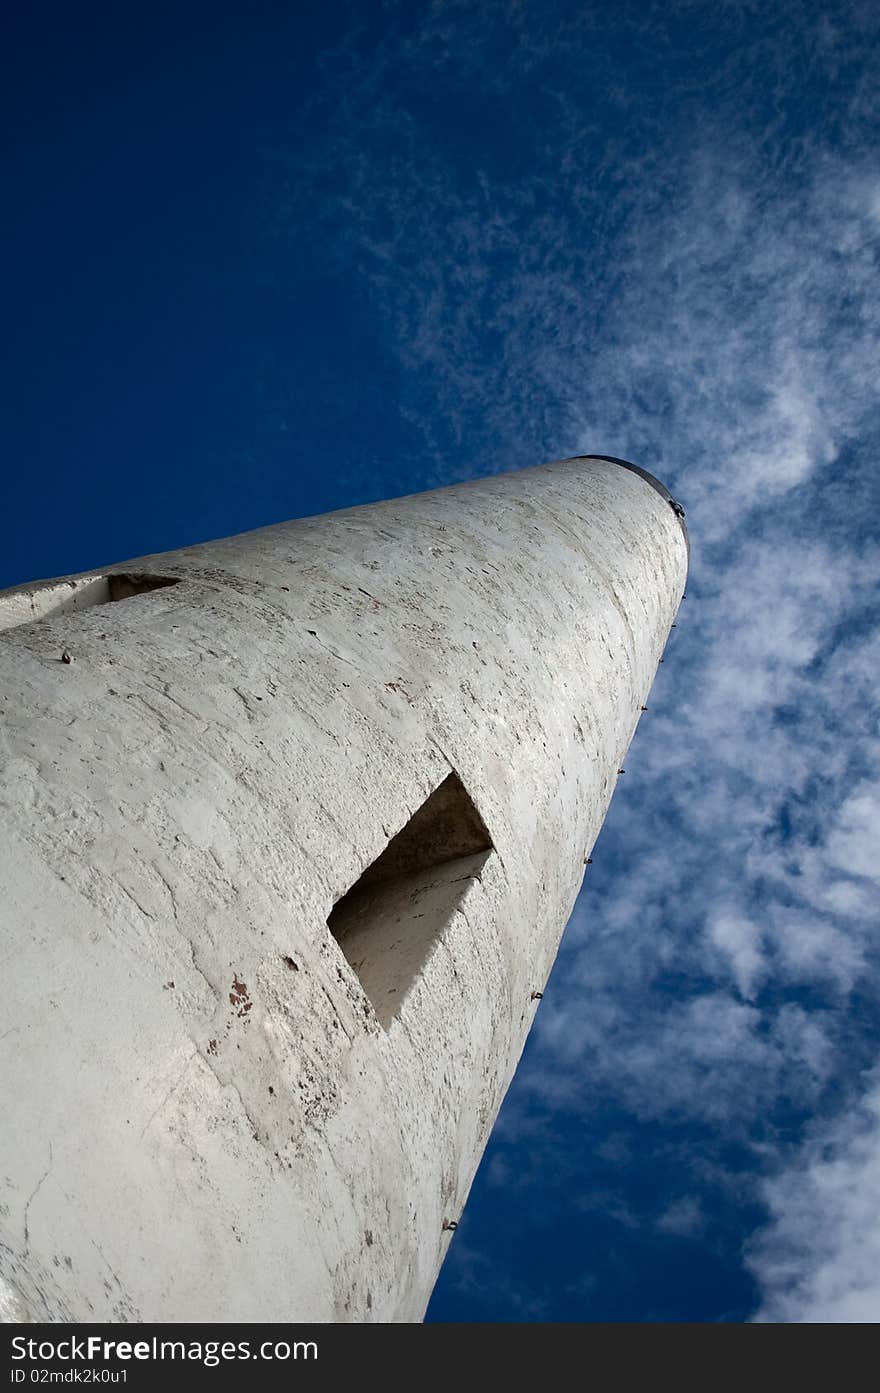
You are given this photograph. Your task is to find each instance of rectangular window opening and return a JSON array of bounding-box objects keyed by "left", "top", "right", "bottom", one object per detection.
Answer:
[
  {"left": 328, "top": 771, "right": 493, "bottom": 1028},
  {"left": 0, "top": 574, "right": 180, "bottom": 634}
]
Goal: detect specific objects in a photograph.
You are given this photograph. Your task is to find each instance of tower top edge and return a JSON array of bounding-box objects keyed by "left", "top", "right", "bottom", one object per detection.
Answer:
[{"left": 565, "top": 454, "right": 690, "bottom": 560}]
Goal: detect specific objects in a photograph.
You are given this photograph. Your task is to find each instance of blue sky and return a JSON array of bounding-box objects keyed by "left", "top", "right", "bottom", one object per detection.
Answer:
[{"left": 4, "top": 1, "right": 879, "bottom": 1321}]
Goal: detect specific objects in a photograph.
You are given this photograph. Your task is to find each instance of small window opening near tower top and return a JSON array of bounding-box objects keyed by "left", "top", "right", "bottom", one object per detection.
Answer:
[
  {"left": 328, "top": 771, "right": 493, "bottom": 1028},
  {"left": 0, "top": 574, "right": 180, "bottom": 634}
]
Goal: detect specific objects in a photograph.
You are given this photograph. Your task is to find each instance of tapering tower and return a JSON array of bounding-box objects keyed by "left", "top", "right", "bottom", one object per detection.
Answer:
[{"left": 0, "top": 456, "right": 687, "bottom": 1322}]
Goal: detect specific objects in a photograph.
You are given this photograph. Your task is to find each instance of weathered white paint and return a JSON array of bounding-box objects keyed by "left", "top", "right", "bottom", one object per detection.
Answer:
[{"left": 0, "top": 457, "right": 687, "bottom": 1323}]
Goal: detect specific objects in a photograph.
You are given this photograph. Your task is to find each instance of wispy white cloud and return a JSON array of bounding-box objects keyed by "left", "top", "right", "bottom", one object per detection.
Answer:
[
  {"left": 825, "top": 781, "right": 880, "bottom": 880},
  {"left": 656, "top": 1195, "right": 706, "bottom": 1238},
  {"left": 708, "top": 912, "right": 765, "bottom": 1002},
  {"left": 750, "top": 1071, "right": 880, "bottom": 1321}
]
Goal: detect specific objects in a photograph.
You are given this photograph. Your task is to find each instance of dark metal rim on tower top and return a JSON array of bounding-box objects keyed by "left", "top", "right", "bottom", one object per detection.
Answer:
[{"left": 566, "top": 454, "right": 690, "bottom": 559}]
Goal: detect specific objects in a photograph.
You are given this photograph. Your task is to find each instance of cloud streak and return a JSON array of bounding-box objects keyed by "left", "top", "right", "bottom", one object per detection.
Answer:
[{"left": 751, "top": 1071, "right": 880, "bottom": 1321}]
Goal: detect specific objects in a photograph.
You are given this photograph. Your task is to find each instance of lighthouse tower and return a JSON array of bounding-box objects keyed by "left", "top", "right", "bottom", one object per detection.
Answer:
[{"left": 0, "top": 455, "right": 687, "bottom": 1323}]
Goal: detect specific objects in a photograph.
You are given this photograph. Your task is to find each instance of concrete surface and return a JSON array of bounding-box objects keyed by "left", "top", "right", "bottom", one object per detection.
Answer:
[{"left": 0, "top": 456, "right": 687, "bottom": 1322}]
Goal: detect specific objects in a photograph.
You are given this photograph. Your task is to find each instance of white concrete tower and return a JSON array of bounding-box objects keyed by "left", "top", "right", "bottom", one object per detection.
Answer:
[{"left": 0, "top": 455, "right": 687, "bottom": 1323}]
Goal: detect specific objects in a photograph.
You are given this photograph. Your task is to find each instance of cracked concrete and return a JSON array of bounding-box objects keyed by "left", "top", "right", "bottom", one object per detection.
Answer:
[
  {"left": 22, "top": 1147, "right": 53, "bottom": 1251},
  {"left": 0, "top": 457, "right": 686, "bottom": 1322}
]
